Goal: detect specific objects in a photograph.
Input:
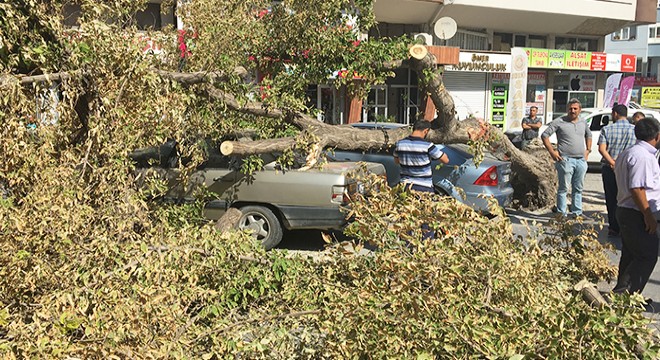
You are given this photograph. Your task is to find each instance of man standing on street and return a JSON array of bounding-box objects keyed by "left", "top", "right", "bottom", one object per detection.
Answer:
[
  {"left": 394, "top": 120, "right": 449, "bottom": 193},
  {"left": 612, "top": 118, "right": 660, "bottom": 295},
  {"left": 521, "top": 106, "right": 542, "bottom": 149},
  {"left": 598, "top": 104, "right": 636, "bottom": 236},
  {"left": 632, "top": 111, "right": 645, "bottom": 124},
  {"left": 541, "top": 98, "right": 592, "bottom": 217}
]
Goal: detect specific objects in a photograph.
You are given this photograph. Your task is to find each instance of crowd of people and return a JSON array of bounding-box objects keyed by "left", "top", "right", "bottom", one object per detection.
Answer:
[{"left": 396, "top": 101, "right": 660, "bottom": 301}]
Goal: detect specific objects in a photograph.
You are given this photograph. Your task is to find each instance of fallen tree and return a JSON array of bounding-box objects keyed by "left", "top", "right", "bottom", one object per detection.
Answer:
[{"left": 8, "top": 1, "right": 650, "bottom": 358}]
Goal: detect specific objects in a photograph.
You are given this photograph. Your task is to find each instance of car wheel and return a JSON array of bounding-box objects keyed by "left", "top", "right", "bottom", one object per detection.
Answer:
[{"left": 237, "top": 205, "right": 283, "bottom": 250}]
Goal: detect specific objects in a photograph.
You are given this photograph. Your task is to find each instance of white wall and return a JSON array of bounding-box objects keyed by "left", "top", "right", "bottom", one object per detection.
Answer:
[{"left": 452, "top": 0, "right": 637, "bottom": 21}]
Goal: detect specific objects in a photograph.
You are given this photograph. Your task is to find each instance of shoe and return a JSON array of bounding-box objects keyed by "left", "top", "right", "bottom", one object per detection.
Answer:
[
  {"left": 608, "top": 229, "right": 619, "bottom": 236},
  {"left": 645, "top": 298, "right": 653, "bottom": 305}
]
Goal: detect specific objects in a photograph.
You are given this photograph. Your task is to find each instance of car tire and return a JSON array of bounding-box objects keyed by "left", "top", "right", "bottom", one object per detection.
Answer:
[{"left": 236, "top": 205, "right": 283, "bottom": 250}]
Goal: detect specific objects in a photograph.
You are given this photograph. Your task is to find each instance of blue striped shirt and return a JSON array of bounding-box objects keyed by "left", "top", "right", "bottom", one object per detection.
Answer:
[
  {"left": 393, "top": 136, "right": 444, "bottom": 190},
  {"left": 598, "top": 119, "right": 635, "bottom": 164}
]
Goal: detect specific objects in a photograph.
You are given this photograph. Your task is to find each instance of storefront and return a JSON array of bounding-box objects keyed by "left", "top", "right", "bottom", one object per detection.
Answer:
[
  {"left": 523, "top": 48, "right": 637, "bottom": 122},
  {"left": 444, "top": 51, "right": 511, "bottom": 122},
  {"left": 490, "top": 71, "right": 547, "bottom": 127}
]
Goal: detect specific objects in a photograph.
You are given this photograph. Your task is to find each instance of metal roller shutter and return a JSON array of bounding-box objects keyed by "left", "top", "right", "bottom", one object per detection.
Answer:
[{"left": 442, "top": 71, "right": 488, "bottom": 120}]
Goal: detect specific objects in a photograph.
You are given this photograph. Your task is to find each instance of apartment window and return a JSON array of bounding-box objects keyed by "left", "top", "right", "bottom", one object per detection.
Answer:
[
  {"left": 555, "top": 37, "right": 598, "bottom": 51},
  {"left": 446, "top": 30, "right": 489, "bottom": 51},
  {"left": 528, "top": 35, "right": 546, "bottom": 48},
  {"left": 611, "top": 27, "right": 631, "bottom": 41},
  {"left": 650, "top": 25, "right": 660, "bottom": 44}
]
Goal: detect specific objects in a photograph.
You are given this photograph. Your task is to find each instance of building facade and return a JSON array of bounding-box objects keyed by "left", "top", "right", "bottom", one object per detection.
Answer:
[
  {"left": 605, "top": 2, "right": 660, "bottom": 106},
  {"left": 310, "top": 0, "right": 656, "bottom": 127}
]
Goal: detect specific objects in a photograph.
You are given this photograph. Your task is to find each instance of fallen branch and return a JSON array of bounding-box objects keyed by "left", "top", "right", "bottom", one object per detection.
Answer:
[{"left": 193, "top": 309, "right": 322, "bottom": 342}]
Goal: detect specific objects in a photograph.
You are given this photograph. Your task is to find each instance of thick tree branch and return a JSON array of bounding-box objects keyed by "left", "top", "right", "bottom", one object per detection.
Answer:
[
  {"left": 153, "top": 67, "right": 248, "bottom": 84},
  {"left": 205, "top": 85, "right": 284, "bottom": 119}
]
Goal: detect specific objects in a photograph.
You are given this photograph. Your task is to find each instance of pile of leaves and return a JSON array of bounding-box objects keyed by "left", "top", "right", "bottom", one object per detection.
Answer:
[{"left": 1, "top": 1, "right": 659, "bottom": 358}]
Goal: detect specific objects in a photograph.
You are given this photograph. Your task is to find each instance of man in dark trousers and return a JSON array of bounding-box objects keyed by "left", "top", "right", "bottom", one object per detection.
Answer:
[
  {"left": 598, "top": 104, "right": 636, "bottom": 236},
  {"left": 612, "top": 117, "right": 660, "bottom": 296}
]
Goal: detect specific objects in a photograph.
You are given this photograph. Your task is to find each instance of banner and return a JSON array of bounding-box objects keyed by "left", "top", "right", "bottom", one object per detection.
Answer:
[
  {"left": 617, "top": 76, "right": 635, "bottom": 106},
  {"left": 506, "top": 48, "right": 528, "bottom": 130},
  {"left": 641, "top": 87, "right": 660, "bottom": 108},
  {"left": 604, "top": 73, "right": 622, "bottom": 108}
]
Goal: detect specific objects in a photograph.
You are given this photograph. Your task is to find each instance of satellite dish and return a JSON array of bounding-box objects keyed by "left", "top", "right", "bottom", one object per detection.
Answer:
[{"left": 433, "top": 17, "right": 457, "bottom": 40}]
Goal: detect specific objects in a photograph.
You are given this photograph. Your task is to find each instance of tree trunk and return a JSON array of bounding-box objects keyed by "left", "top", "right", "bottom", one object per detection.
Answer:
[
  {"left": 215, "top": 208, "right": 243, "bottom": 233},
  {"left": 409, "top": 52, "right": 557, "bottom": 210}
]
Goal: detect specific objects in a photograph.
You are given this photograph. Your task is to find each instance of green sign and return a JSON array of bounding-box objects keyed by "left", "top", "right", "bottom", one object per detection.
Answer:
[
  {"left": 564, "top": 51, "right": 592, "bottom": 70},
  {"left": 548, "top": 49, "right": 566, "bottom": 69},
  {"left": 490, "top": 84, "right": 507, "bottom": 127}
]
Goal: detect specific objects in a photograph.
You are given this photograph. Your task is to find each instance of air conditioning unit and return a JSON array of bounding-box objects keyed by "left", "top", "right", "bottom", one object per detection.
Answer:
[{"left": 413, "top": 32, "right": 433, "bottom": 46}]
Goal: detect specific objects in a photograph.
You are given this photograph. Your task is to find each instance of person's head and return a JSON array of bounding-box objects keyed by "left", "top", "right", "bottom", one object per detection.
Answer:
[
  {"left": 612, "top": 104, "right": 628, "bottom": 120},
  {"left": 632, "top": 111, "right": 645, "bottom": 124},
  {"left": 411, "top": 119, "right": 432, "bottom": 138},
  {"left": 529, "top": 106, "right": 538, "bottom": 118},
  {"left": 566, "top": 98, "right": 581, "bottom": 120},
  {"left": 634, "top": 117, "right": 660, "bottom": 146}
]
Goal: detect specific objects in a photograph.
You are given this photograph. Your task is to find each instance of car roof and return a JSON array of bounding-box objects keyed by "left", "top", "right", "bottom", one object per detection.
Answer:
[{"left": 351, "top": 122, "right": 410, "bottom": 130}]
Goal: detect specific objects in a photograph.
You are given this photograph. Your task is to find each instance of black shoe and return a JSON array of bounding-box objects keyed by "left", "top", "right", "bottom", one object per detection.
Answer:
[{"left": 645, "top": 298, "right": 653, "bottom": 305}]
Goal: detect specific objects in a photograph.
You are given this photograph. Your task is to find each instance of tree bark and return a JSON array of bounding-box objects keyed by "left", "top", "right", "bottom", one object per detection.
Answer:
[{"left": 215, "top": 208, "right": 243, "bottom": 233}]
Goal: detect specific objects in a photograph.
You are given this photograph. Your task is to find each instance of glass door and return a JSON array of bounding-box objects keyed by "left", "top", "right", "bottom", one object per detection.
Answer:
[
  {"left": 363, "top": 85, "right": 388, "bottom": 122},
  {"left": 567, "top": 91, "right": 596, "bottom": 109}
]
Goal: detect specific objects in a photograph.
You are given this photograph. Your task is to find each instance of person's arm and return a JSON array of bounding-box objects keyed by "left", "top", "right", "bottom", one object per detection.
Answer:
[
  {"left": 529, "top": 120, "right": 542, "bottom": 129},
  {"left": 428, "top": 145, "right": 449, "bottom": 164},
  {"left": 599, "top": 143, "right": 615, "bottom": 168},
  {"left": 542, "top": 137, "right": 562, "bottom": 161},
  {"left": 585, "top": 137, "right": 592, "bottom": 159},
  {"left": 630, "top": 187, "right": 657, "bottom": 234},
  {"left": 521, "top": 119, "right": 531, "bottom": 130},
  {"left": 541, "top": 122, "right": 561, "bottom": 161},
  {"left": 584, "top": 125, "right": 593, "bottom": 159}
]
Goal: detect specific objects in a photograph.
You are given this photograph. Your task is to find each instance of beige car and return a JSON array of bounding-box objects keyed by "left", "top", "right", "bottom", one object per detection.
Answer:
[{"left": 132, "top": 142, "right": 385, "bottom": 249}]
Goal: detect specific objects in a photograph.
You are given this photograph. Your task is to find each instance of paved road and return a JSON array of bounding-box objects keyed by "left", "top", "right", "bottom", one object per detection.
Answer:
[{"left": 500, "top": 170, "right": 660, "bottom": 317}]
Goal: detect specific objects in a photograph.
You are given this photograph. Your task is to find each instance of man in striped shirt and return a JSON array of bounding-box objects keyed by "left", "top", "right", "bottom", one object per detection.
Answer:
[{"left": 394, "top": 120, "right": 449, "bottom": 193}]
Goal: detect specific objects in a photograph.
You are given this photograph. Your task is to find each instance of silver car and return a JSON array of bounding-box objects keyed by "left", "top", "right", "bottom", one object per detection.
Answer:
[
  {"left": 330, "top": 123, "right": 514, "bottom": 212},
  {"left": 131, "top": 141, "right": 386, "bottom": 249}
]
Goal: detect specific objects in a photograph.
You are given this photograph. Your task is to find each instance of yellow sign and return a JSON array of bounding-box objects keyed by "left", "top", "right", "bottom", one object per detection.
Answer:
[{"left": 641, "top": 87, "right": 660, "bottom": 108}]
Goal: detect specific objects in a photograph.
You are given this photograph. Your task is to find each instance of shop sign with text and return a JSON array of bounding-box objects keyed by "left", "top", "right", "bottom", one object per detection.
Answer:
[
  {"left": 445, "top": 52, "right": 511, "bottom": 72},
  {"left": 523, "top": 48, "right": 636, "bottom": 73}
]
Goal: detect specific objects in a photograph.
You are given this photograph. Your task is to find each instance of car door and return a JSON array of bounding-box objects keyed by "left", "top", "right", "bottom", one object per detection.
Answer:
[{"left": 586, "top": 112, "right": 607, "bottom": 163}]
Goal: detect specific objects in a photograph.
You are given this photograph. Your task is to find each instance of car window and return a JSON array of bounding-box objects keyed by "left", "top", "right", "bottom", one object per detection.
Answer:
[{"left": 589, "top": 114, "right": 609, "bottom": 131}]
